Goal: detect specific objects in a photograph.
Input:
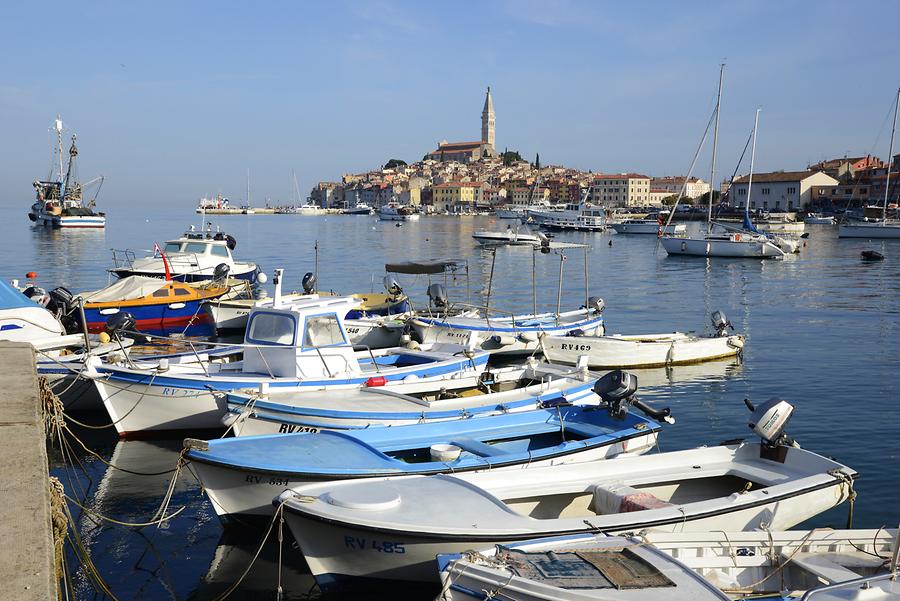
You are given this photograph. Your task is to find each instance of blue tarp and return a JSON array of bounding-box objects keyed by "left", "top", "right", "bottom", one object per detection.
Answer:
[{"left": 0, "top": 279, "right": 40, "bottom": 310}]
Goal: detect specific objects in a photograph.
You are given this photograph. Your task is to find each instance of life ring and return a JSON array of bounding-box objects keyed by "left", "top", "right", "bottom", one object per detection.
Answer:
[{"left": 734, "top": 233, "right": 742, "bottom": 241}]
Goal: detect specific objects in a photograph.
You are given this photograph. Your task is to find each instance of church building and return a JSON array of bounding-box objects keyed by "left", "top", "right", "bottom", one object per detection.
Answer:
[{"left": 427, "top": 87, "right": 497, "bottom": 163}]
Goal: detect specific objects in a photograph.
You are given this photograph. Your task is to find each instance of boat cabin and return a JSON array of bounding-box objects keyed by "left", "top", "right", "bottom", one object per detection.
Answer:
[
  {"left": 241, "top": 296, "right": 363, "bottom": 378},
  {"left": 162, "top": 231, "right": 236, "bottom": 263}
]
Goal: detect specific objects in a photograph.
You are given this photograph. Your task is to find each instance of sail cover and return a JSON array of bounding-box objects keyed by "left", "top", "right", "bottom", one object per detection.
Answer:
[{"left": 742, "top": 212, "right": 762, "bottom": 235}]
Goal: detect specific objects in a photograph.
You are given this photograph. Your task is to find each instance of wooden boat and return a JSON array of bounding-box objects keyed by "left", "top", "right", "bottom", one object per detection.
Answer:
[
  {"left": 437, "top": 529, "right": 900, "bottom": 601},
  {"left": 541, "top": 311, "right": 744, "bottom": 368},
  {"left": 279, "top": 430, "right": 857, "bottom": 587},
  {"left": 81, "top": 276, "right": 235, "bottom": 333},
  {"left": 187, "top": 403, "right": 662, "bottom": 519}
]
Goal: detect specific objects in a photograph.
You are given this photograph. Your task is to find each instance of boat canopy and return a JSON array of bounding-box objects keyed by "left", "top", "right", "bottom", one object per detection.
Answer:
[
  {"left": 81, "top": 276, "right": 170, "bottom": 303},
  {"left": 385, "top": 259, "right": 467, "bottom": 275},
  {"left": 0, "top": 279, "right": 41, "bottom": 310}
]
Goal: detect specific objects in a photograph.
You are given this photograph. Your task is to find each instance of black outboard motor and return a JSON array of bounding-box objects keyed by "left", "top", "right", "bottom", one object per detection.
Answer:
[
  {"left": 427, "top": 283, "right": 448, "bottom": 311},
  {"left": 383, "top": 275, "right": 403, "bottom": 298},
  {"left": 213, "top": 263, "right": 231, "bottom": 282},
  {"left": 301, "top": 272, "right": 317, "bottom": 294},
  {"left": 47, "top": 287, "right": 76, "bottom": 324},
  {"left": 593, "top": 370, "right": 674, "bottom": 424},
  {"left": 711, "top": 310, "right": 733, "bottom": 337},
  {"left": 586, "top": 296, "right": 604, "bottom": 314},
  {"left": 106, "top": 312, "right": 136, "bottom": 341},
  {"left": 225, "top": 234, "right": 237, "bottom": 251}
]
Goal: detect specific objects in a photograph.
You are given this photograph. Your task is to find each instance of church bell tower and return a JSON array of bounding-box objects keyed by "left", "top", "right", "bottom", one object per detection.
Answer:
[{"left": 481, "top": 86, "right": 495, "bottom": 150}]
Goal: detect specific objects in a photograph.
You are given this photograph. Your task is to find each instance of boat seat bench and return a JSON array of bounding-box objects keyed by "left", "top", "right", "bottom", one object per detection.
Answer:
[
  {"left": 450, "top": 438, "right": 510, "bottom": 457},
  {"left": 562, "top": 422, "right": 613, "bottom": 440},
  {"left": 786, "top": 552, "right": 880, "bottom": 584}
]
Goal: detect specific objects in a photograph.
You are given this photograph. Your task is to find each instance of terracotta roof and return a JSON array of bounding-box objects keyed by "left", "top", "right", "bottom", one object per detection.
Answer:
[
  {"left": 430, "top": 141, "right": 485, "bottom": 151},
  {"left": 733, "top": 170, "right": 830, "bottom": 184},
  {"left": 593, "top": 173, "right": 649, "bottom": 180},
  {"left": 433, "top": 181, "right": 485, "bottom": 189}
]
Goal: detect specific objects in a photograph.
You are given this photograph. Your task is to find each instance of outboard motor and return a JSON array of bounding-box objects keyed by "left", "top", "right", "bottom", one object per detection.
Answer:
[
  {"left": 46, "top": 287, "right": 76, "bottom": 319},
  {"left": 593, "top": 370, "right": 674, "bottom": 424},
  {"left": 383, "top": 275, "right": 403, "bottom": 298},
  {"left": 711, "top": 310, "right": 733, "bottom": 337},
  {"left": 427, "top": 283, "right": 448, "bottom": 311},
  {"left": 745, "top": 397, "right": 794, "bottom": 448},
  {"left": 586, "top": 296, "right": 604, "bottom": 314},
  {"left": 537, "top": 232, "right": 552, "bottom": 254},
  {"left": 301, "top": 272, "right": 317, "bottom": 294},
  {"left": 106, "top": 312, "right": 136, "bottom": 341},
  {"left": 225, "top": 234, "right": 237, "bottom": 251},
  {"left": 213, "top": 263, "right": 230, "bottom": 282}
]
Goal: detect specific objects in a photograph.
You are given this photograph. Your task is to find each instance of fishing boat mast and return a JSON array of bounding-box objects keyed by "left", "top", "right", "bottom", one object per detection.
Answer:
[
  {"left": 707, "top": 64, "right": 724, "bottom": 234},
  {"left": 63, "top": 134, "right": 82, "bottom": 206},
  {"left": 881, "top": 88, "right": 900, "bottom": 224},
  {"left": 53, "top": 116, "right": 64, "bottom": 183},
  {"left": 745, "top": 108, "right": 761, "bottom": 219}
]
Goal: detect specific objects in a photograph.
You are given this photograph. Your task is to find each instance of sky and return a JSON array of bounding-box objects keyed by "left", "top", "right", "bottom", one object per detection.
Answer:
[{"left": 2, "top": 0, "right": 899, "bottom": 207}]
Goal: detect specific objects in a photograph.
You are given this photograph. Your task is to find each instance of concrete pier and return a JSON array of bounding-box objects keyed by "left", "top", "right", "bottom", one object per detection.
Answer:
[{"left": 0, "top": 342, "right": 58, "bottom": 599}]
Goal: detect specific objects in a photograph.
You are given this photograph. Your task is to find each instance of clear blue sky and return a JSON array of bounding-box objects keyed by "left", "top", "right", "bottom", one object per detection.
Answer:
[{"left": 2, "top": 1, "right": 898, "bottom": 207}]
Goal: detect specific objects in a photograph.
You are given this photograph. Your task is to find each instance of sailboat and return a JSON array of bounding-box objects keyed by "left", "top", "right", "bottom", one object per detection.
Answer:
[
  {"left": 839, "top": 88, "right": 900, "bottom": 238},
  {"left": 660, "top": 67, "right": 785, "bottom": 259},
  {"left": 29, "top": 116, "right": 106, "bottom": 228}
]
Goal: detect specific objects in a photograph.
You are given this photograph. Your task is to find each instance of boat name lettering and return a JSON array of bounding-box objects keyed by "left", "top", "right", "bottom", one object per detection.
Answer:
[
  {"left": 244, "top": 474, "right": 289, "bottom": 486},
  {"left": 343, "top": 536, "right": 406, "bottom": 554},
  {"left": 559, "top": 343, "right": 592, "bottom": 351},
  {"left": 161, "top": 387, "right": 191, "bottom": 396},
  {"left": 345, "top": 327, "right": 360, "bottom": 334},
  {"left": 277, "top": 423, "right": 320, "bottom": 434}
]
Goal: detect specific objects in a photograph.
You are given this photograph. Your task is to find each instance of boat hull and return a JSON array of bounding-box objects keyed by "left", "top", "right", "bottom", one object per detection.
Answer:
[
  {"left": 541, "top": 333, "right": 744, "bottom": 368},
  {"left": 611, "top": 222, "right": 685, "bottom": 235},
  {"left": 660, "top": 236, "right": 785, "bottom": 258},
  {"left": 283, "top": 477, "right": 849, "bottom": 589},
  {"left": 110, "top": 266, "right": 259, "bottom": 283},
  {"left": 838, "top": 223, "right": 900, "bottom": 238},
  {"left": 83, "top": 298, "right": 211, "bottom": 332}
]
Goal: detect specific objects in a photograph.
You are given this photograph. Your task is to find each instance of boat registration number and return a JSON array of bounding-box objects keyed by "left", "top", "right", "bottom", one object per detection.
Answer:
[
  {"left": 558, "top": 343, "right": 592, "bottom": 351},
  {"left": 344, "top": 536, "right": 406, "bottom": 553},
  {"left": 277, "top": 423, "right": 320, "bottom": 434}
]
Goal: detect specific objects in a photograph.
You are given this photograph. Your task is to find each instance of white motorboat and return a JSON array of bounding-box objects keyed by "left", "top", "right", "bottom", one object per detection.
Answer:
[
  {"left": 86, "top": 294, "right": 489, "bottom": 437},
  {"left": 188, "top": 400, "right": 662, "bottom": 518},
  {"left": 224, "top": 359, "right": 618, "bottom": 437},
  {"left": 438, "top": 529, "right": 900, "bottom": 601},
  {"left": 379, "top": 204, "right": 420, "bottom": 221},
  {"left": 804, "top": 214, "right": 836, "bottom": 224},
  {"left": 530, "top": 201, "right": 607, "bottom": 232},
  {"left": 494, "top": 207, "right": 525, "bottom": 219},
  {"left": 611, "top": 218, "right": 685, "bottom": 235},
  {"left": 109, "top": 228, "right": 259, "bottom": 283},
  {"left": 280, "top": 431, "right": 856, "bottom": 588},
  {"left": 297, "top": 203, "right": 324, "bottom": 215},
  {"left": 472, "top": 227, "right": 543, "bottom": 246},
  {"left": 343, "top": 204, "right": 374, "bottom": 215},
  {"left": 28, "top": 117, "right": 106, "bottom": 229},
  {"left": 542, "top": 310, "right": 744, "bottom": 368}
]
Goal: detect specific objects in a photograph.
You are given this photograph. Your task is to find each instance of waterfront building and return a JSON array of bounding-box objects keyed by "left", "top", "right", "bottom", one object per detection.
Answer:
[
  {"left": 650, "top": 176, "right": 710, "bottom": 199},
  {"left": 728, "top": 170, "right": 838, "bottom": 211},
  {"left": 649, "top": 188, "right": 673, "bottom": 206},
  {"left": 808, "top": 155, "right": 882, "bottom": 180},
  {"left": 590, "top": 173, "right": 651, "bottom": 207},
  {"left": 432, "top": 181, "right": 484, "bottom": 212},
  {"left": 426, "top": 88, "right": 497, "bottom": 163}
]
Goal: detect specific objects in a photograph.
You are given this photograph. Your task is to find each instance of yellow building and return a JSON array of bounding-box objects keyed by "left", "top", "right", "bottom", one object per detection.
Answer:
[{"left": 432, "top": 182, "right": 484, "bottom": 212}]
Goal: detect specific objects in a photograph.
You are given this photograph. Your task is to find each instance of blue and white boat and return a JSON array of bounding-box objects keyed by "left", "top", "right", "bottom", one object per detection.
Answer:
[
  {"left": 86, "top": 294, "right": 490, "bottom": 437},
  {"left": 187, "top": 403, "right": 662, "bottom": 518},
  {"left": 225, "top": 359, "right": 606, "bottom": 437}
]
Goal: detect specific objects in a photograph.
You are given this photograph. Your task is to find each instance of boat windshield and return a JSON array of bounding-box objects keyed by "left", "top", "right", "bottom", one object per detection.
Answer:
[
  {"left": 247, "top": 313, "right": 296, "bottom": 345},
  {"left": 302, "top": 314, "right": 345, "bottom": 348},
  {"left": 184, "top": 242, "right": 209, "bottom": 254},
  {"left": 164, "top": 242, "right": 183, "bottom": 253}
]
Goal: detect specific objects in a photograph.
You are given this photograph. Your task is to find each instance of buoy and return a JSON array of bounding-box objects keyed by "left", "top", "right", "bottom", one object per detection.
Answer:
[
  {"left": 98, "top": 332, "right": 111, "bottom": 344},
  {"left": 26, "top": 271, "right": 37, "bottom": 279}
]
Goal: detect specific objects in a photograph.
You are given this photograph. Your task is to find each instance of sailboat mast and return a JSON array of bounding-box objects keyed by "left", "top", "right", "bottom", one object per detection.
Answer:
[
  {"left": 745, "top": 108, "right": 761, "bottom": 215},
  {"left": 882, "top": 88, "right": 900, "bottom": 223},
  {"left": 247, "top": 169, "right": 251, "bottom": 206},
  {"left": 707, "top": 64, "right": 724, "bottom": 233},
  {"left": 55, "top": 116, "right": 64, "bottom": 182}
]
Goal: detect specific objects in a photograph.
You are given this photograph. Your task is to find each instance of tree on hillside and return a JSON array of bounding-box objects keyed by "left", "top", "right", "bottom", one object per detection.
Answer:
[
  {"left": 384, "top": 159, "right": 407, "bottom": 170},
  {"left": 501, "top": 150, "right": 523, "bottom": 166},
  {"left": 534, "top": 153, "right": 541, "bottom": 169}
]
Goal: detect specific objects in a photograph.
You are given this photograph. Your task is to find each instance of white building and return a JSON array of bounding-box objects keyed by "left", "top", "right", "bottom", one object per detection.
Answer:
[
  {"left": 590, "top": 173, "right": 651, "bottom": 207},
  {"left": 650, "top": 176, "right": 711, "bottom": 199},
  {"left": 728, "top": 170, "right": 839, "bottom": 211}
]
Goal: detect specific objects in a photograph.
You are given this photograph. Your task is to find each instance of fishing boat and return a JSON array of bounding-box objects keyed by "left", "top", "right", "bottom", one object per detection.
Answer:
[
  {"left": 223, "top": 360, "right": 659, "bottom": 437},
  {"left": 437, "top": 529, "right": 899, "bottom": 601},
  {"left": 610, "top": 216, "right": 686, "bottom": 235},
  {"left": 278, "top": 398, "right": 856, "bottom": 588},
  {"left": 660, "top": 67, "right": 786, "bottom": 259},
  {"left": 108, "top": 228, "right": 260, "bottom": 282},
  {"left": 472, "top": 226, "right": 544, "bottom": 246},
  {"left": 804, "top": 214, "right": 836, "bottom": 224},
  {"left": 541, "top": 311, "right": 744, "bottom": 368},
  {"left": 379, "top": 203, "right": 420, "bottom": 221},
  {"left": 187, "top": 402, "right": 663, "bottom": 519},
  {"left": 202, "top": 270, "right": 410, "bottom": 333},
  {"left": 86, "top": 294, "right": 489, "bottom": 437},
  {"left": 29, "top": 117, "right": 106, "bottom": 228},
  {"left": 80, "top": 276, "right": 238, "bottom": 333},
  {"left": 839, "top": 88, "right": 900, "bottom": 239},
  {"left": 410, "top": 246, "right": 604, "bottom": 355}
]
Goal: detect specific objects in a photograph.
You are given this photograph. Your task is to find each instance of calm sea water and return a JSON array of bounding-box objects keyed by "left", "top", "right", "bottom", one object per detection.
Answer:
[{"left": 11, "top": 203, "right": 898, "bottom": 599}]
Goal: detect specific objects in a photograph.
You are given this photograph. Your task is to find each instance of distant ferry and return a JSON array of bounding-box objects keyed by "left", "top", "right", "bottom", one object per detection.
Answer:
[{"left": 29, "top": 117, "right": 106, "bottom": 228}]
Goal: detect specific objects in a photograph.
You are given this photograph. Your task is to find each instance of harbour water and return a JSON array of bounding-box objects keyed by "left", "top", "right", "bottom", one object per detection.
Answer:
[{"left": 11, "top": 204, "right": 899, "bottom": 599}]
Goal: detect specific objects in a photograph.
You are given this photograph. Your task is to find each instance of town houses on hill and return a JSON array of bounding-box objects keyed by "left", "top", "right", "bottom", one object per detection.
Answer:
[{"left": 306, "top": 87, "right": 896, "bottom": 214}]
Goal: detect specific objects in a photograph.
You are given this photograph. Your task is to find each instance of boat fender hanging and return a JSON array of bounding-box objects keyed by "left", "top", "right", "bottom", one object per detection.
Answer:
[
  {"left": 518, "top": 331, "right": 538, "bottom": 342},
  {"left": 365, "top": 376, "right": 387, "bottom": 387},
  {"left": 491, "top": 334, "right": 516, "bottom": 346}
]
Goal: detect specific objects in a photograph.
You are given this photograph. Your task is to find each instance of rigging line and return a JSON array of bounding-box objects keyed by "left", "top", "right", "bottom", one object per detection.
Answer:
[
  {"left": 663, "top": 103, "right": 718, "bottom": 232},
  {"left": 63, "top": 491, "right": 186, "bottom": 528},
  {"left": 713, "top": 126, "right": 754, "bottom": 222}
]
